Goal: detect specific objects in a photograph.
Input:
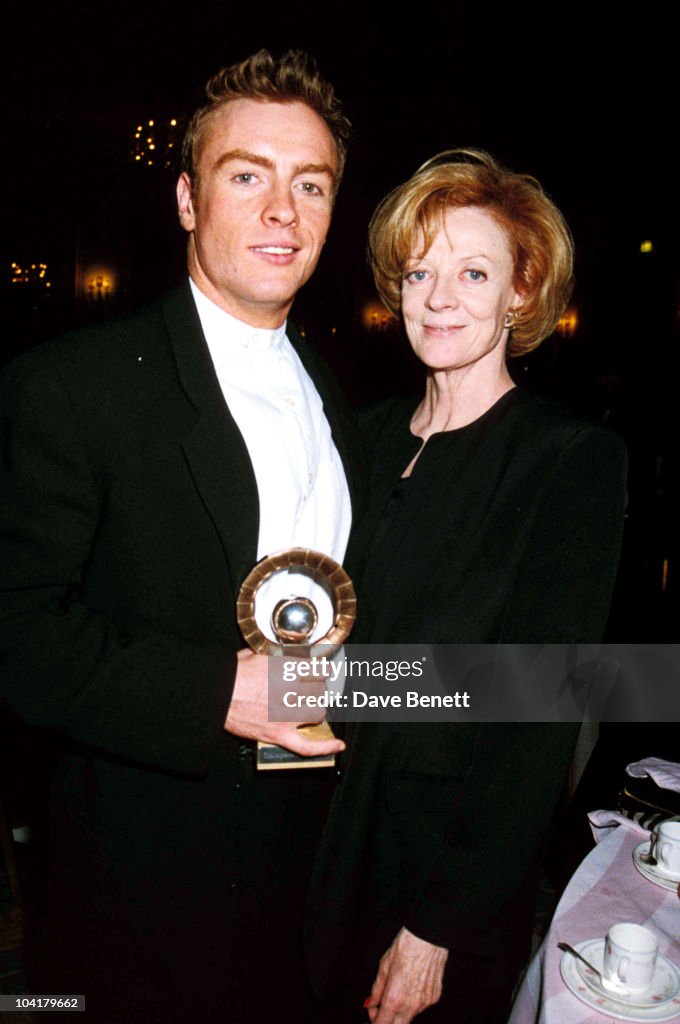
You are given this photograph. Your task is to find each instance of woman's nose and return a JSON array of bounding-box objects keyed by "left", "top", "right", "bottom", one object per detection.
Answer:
[{"left": 426, "top": 276, "right": 460, "bottom": 311}]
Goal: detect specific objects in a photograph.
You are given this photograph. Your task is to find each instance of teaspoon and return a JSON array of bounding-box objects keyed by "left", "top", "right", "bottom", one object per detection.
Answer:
[
  {"left": 639, "top": 830, "right": 658, "bottom": 866},
  {"left": 557, "top": 942, "right": 627, "bottom": 994}
]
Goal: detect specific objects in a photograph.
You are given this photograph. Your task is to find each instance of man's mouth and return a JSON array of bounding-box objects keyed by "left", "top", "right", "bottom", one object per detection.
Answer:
[{"left": 251, "top": 246, "right": 297, "bottom": 255}]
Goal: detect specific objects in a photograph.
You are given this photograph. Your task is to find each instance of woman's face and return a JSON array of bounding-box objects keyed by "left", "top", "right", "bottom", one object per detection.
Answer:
[{"left": 401, "top": 205, "right": 523, "bottom": 375}]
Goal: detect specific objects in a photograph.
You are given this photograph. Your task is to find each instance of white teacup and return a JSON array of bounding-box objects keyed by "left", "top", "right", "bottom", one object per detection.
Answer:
[
  {"left": 603, "top": 922, "right": 659, "bottom": 995},
  {"left": 656, "top": 820, "right": 680, "bottom": 878}
]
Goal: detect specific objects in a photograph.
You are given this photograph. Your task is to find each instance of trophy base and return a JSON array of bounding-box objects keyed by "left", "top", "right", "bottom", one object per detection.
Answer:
[{"left": 256, "top": 722, "right": 336, "bottom": 771}]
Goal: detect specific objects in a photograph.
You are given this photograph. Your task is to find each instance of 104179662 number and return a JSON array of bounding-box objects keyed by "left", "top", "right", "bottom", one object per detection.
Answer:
[{"left": 0, "top": 995, "right": 85, "bottom": 1011}]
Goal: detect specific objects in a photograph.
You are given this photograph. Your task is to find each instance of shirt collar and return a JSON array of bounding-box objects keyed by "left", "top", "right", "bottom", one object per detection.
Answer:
[{"left": 189, "top": 278, "right": 287, "bottom": 359}]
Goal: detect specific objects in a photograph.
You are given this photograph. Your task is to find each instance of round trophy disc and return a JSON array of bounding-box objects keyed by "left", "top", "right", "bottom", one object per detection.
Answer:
[{"left": 237, "top": 548, "right": 356, "bottom": 655}]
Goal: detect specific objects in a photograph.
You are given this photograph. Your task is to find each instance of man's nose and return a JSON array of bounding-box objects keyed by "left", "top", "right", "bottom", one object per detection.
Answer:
[{"left": 262, "top": 183, "right": 298, "bottom": 227}]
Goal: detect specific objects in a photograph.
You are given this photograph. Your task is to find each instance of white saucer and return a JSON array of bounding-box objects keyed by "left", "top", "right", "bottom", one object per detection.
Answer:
[
  {"left": 634, "top": 842, "right": 680, "bottom": 891},
  {"left": 560, "top": 938, "right": 680, "bottom": 1022}
]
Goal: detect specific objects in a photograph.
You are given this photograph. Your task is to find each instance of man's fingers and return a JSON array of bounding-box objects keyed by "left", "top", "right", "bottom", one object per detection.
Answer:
[
  {"left": 227, "top": 649, "right": 344, "bottom": 754},
  {"left": 287, "top": 682, "right": 329, "bottom": 723},
  {"left": 269, "top": 723, "right": 345, "bottom": 756}
]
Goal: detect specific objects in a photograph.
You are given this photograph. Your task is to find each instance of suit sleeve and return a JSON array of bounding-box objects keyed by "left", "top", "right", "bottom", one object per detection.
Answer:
[
  {"left": 0, "top": 351, "right": 236, "bottom": 777},
  {"left": 403, "top": 425, "right": 627, "bottom": 951}
]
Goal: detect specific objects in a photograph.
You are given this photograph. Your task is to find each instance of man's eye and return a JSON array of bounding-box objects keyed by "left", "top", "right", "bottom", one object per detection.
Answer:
[
  {"left": 299, "top": 182, "right": 322, "bottom": 195},
  {"left": 234, "top": 173, "right": 256, "bottom": 184}
]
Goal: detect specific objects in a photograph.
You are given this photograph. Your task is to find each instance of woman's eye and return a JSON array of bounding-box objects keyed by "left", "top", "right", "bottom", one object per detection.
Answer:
[
  {"left": 405, "top": 270, "right": 428, "bottom": 283},
  {"left": 466, "top": 269, "right": 486, "bottom": 281}
]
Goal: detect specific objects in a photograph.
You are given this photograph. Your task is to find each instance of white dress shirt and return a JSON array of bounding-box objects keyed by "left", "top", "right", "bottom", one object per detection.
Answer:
[{"left": 190, "top": 280, "right": 352, "bottom": 642}]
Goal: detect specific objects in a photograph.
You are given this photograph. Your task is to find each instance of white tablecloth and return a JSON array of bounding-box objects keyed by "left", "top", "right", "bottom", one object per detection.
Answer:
[{"left": 509, "top": 814, "right": 680, "bottom": 1023}]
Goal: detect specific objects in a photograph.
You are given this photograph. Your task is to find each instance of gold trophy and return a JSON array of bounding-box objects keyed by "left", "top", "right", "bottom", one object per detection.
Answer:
[{"left": 237, "top": 548, "right": 356, "bottom": 770}]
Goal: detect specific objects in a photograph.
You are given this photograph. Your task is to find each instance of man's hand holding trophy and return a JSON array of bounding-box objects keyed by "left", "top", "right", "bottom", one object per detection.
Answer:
[{"left": 230, "top": 548, "right": 356, "bottom": 769}]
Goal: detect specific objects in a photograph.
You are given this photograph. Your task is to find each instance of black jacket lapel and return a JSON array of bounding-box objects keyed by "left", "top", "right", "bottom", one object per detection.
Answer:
[{"left": 162, "top": 285, "right": 259, "bottom": 597}]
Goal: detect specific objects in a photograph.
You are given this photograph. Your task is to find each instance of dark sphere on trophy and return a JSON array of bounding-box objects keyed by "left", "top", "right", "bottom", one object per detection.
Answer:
[{"left": 271, "top": 597, "right": 318, "bottom": 643}]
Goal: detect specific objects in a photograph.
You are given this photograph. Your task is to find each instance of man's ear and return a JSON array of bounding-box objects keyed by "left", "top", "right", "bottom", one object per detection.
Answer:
[{"left": 177, "top": 173, "right": 196, "bottom": 232}]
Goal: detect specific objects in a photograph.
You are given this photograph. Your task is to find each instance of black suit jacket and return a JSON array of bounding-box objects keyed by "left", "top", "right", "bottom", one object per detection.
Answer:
[
  {"left": 1, "top": 283, "right": 363, "bottom": 761},
  {"left": 0, "top": 283, "right": 365, "bottom": 1015}
]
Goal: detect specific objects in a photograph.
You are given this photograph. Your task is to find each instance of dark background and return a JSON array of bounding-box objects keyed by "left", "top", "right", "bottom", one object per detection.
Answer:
[
  {"left": 0, "top": 6, "right": 678, "bottom": 967},
  {"left": 2, "top": 5, "right": 678, "bottom": 634}
]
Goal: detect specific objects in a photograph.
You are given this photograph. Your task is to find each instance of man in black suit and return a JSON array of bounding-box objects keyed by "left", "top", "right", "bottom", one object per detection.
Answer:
[{"left": 0, "top": 50, "right": 362, "bottom": 1022}]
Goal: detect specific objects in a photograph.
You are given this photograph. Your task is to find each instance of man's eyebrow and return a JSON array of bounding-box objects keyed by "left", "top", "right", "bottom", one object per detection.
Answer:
[
  {"left": 294, "top": 162, "right": 336, "bottom": 180},
  {"left": 212, "top": 149, "right": 275, "bottom": 172},
  {"left": 212, "top": 149, "right": 335, "bottom": 181}
]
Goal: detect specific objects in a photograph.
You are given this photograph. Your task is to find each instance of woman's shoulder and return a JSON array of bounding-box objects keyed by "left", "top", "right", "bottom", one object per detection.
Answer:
[{"left": 509, "top": 389, "right": 626, "bottom": 453}]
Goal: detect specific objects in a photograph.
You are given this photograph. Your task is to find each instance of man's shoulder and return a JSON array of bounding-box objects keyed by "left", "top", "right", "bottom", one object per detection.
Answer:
[
  {"left": 0, "top": 288, "right": 204, "bottom": 433},
  {"left": 3, "top": 287, "right": 194, "bottom": 390},
  {"left": 33, "top": 290, "right": 174, "bottom": 362}
]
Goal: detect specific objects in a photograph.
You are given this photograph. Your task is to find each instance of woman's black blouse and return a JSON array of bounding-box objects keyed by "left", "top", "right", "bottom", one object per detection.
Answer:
[{"left": 353, "top": 387, "right": 627, "bottom": 645}]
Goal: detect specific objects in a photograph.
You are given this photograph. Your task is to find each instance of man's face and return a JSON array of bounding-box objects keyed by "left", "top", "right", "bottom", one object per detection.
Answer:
[{"left": 177, "top": 98, "right": 337, "bottom": 327}]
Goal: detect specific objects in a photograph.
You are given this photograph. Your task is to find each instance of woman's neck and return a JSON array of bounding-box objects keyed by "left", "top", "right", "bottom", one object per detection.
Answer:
[{"left": 410, "top": 364, "right": 515, "bottom": 440}]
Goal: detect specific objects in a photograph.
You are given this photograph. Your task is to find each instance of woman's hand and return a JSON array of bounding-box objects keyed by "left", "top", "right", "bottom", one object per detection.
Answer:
[{"left": 364, "top": 927, "right": 448, "bottom": 1024}]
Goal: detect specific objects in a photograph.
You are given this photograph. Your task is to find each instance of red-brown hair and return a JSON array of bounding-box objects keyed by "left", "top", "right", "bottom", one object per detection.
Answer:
[{"left": 369, "top": 149, "right": 574, "bottom": 355}]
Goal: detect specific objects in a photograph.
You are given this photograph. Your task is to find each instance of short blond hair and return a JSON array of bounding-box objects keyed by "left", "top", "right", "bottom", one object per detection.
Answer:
[
  {"left": 368, "top": 149, "right": 574, "bottom": 355},
  {"left": 181, "top": 49, "right": 351, "bottom": 192}
]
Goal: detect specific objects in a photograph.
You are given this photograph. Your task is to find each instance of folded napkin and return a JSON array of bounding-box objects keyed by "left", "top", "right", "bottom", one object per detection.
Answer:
[
  {"left": 626, "top": 757, "right": 680, "bottom": 793},
  {"left": 588, "top": 809, "right": 650, "bottom": 843}
]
